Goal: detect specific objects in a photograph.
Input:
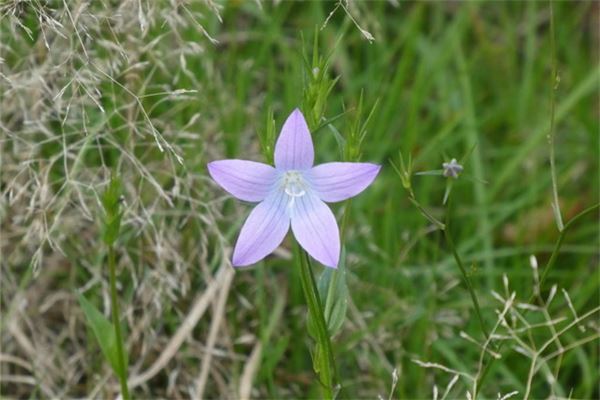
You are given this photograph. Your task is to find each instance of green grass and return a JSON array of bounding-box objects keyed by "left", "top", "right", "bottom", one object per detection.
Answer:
[{"left": 1, "top": 1, "right": 598, "bottom": 399}]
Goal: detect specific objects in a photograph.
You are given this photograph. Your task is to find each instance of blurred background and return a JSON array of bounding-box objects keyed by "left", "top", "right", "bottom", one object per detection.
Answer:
[{"left": 1, "top": 1, "right": 598, "bottom": 398}]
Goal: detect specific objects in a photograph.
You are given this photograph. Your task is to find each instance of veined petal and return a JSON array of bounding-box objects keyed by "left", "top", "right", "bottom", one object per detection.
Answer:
[
  {"left": 308, "top": 162, "right": 381, "bottom": 203},
  {"left": 291, "top": 193, "right": 340, "bottom": 268},
  {"left": 232, "top": 192, "right": 290, "bottom": 267},
  {"left": 207, "top": 159, "right": 277, "bottom": 202},
  {"left": 274, "top": 108, "right": 314, "bottom": 170}
]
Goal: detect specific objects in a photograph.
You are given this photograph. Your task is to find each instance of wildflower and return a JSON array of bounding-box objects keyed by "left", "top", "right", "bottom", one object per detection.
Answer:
[
  {"left": 442, "top": 158, "right": 463, "bottom": 178},
  {"left": 208, "top": 109, "right": 380, "bottom": 268}
]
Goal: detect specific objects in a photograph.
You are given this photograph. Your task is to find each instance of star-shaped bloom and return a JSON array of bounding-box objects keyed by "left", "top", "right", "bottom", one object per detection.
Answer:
[
  {"left": 208, "top": 108, "right": 380, "bottom": 268},
  {"left": 442, "top": 158, "right": 463, "bottom": 179}
]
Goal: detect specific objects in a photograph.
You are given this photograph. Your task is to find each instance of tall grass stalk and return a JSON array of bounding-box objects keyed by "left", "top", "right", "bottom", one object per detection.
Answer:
[
  {"left": 107, "top": 244, "right": 130, "bottom": 400},
  {"left": 547, "top": 0, "right": 564, "bottom": 232},
  {"left": 101, "top": 176, "right": 131, "bottom": 399}
]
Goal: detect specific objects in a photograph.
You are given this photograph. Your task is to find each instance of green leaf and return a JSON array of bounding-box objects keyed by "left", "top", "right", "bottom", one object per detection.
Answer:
[
  {"left": 443, "top": 179, "right": 453, "bottom": 205},
  {"left": 306, "top": 304, "right": 319, "bottom": 342},
  {"left": 327, "top": 123, "right": 347, "bottom": 158},
  {"left": 258, "top": 107, "right": 276, "bottom": 165},
  {"left": 414, "top": 169, "right": 444, "bottom": 176},
  {"left": 78, "top": 294, "right": 127, "bottom": 378},
  {"left": 102, "top": 175, "right": 122, "bottom": 214},
  {"left": 102, "top": 212, "right": 123, "bottom": 246},
  {"left": 312, "top": 342, "right": 323, "bottom": 374},
  {"left": 317, "top": 247, "right": 348, "bottom": 337},
  {"left": 306, "top": 249, "right": 348, "bottom": 341}
]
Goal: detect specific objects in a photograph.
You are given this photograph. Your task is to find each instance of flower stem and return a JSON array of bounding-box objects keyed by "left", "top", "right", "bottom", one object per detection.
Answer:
[
  {"left": 108, "top": 246, "right": 130, "bottom": 400},
  {"left": 443, "top": 224, "right": 489, "bottom": 340},
  {"left": 297, "top": 247, "right": 335, "bottom": 399},
  {"left": 444, "top": 199, "right": 489, "bottom": 341},
  {"left": 340, "top": 198, "right": 353, "bottom": 244}
]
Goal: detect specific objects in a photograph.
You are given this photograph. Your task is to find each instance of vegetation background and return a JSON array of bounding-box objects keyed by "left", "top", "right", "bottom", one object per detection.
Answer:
[{"left": 1, "top": 1, "right": 598, "bottom": 399}]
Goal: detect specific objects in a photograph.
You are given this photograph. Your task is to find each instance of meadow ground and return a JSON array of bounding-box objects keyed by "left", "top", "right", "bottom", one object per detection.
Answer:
[{"left": 1, "top": 1, "right": 599, "bottom": 399}]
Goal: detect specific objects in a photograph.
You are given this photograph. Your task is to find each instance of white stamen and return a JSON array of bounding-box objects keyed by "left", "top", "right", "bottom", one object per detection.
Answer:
[
  {"left": 281, "top": 170, "right": 308, "bottom": 212},
  {"left": 284, "top": 186, "right": 306, "bottom": 197}
]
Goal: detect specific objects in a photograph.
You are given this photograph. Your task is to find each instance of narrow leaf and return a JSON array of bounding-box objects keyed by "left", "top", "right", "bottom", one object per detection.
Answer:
[
  {"left": 317, "top": 247, "right": 348, "bottom": 337},
  {"left": 78, "top": 294, "right": 127, "bottom": 378}
]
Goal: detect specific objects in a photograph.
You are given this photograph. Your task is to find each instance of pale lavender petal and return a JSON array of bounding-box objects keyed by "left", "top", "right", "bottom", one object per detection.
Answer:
[
  {"left": 308, "top": 162, "right": 381, "bottom": 203},
  {"left": 274, "top": 108, "right": 314, "bottom": 170},
  {"left": 291, "top": 193, "right": 340, "bottom": 268},
  {"left": 232, "top": 192, "right": 290, "bottom": 267},
  {"left": 207, "top": 159, "right": 277, "bottom": 202}
]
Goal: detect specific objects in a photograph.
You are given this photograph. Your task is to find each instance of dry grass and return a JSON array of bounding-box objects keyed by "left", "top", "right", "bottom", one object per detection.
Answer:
[{"left": 0, "top": 1, "right": 247, "bottom": 397}]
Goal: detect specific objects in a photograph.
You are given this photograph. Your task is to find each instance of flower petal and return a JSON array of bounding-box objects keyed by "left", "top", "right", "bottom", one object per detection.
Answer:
[
  {"left": 291, "top": 193, "right": 340, "bottom": 268},
  {"left": 207, "top": 159, "right": 277, "bottom": 202},
  {"left": 232, "top": 192, "right": 290, "bottom": 267},
  {"left": 308, "top": 162, "right": 381, "bottom": 203},
  {"left": 274, "top": 108, "right": 314, "bottom": 170}
]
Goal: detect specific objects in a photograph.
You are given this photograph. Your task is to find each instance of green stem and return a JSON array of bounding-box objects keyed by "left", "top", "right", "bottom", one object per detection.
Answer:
[
  {"left": 443, "top": 223, "right": 489, "bottom": 341},
  {"left": 340, "top": 198, "right": 353, "bottom": 244},
  {"left": 297, "top": 247, "right": 335, "bottom": 399},
  {"left": 407, "top": 186, "right": 445, "bottom": 230},
  {"left": 108, "top": 246, "right": 131, "bottom": 400},
  {"left": 538, "top": 202, "right": 599, "bottom": 290},
  {"left": 444, "top": 207, "right": 488, "bottom": 400}
]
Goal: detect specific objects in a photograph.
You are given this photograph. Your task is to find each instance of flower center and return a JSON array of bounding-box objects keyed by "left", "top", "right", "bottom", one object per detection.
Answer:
[
  {"left": 281, "top": 170, "right": 308, "bottom": 214},
  {"left": 282, "top": 170, "right": 307, "bottom": 198}
]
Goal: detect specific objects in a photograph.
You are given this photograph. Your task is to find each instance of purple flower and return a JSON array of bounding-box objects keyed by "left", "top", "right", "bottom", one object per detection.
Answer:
[
  {"left": 442, "top": 158, "right": 463, "bottom": 179},
  {"left": 208, "top": 109, "right": 380, "bottom": 268}
]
